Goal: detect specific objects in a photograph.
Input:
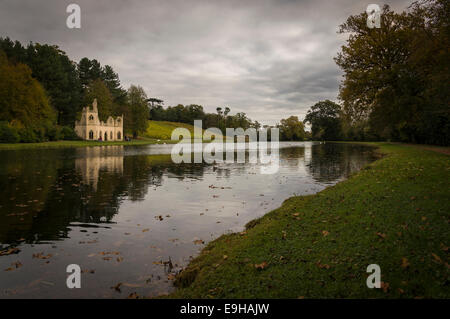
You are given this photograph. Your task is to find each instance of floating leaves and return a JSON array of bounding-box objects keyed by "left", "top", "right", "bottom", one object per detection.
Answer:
[
  {"left": 4, "top": 261, "right": 22, "bottom": 271},
  {"left": 193, "top": 239, "right": 205, "bottom": 245},
  {"left": 0, "top": 247, "right": 20, "bottom": 256},
  {"left": 32, "top": 252, "right": 52, "bottom": 260}
]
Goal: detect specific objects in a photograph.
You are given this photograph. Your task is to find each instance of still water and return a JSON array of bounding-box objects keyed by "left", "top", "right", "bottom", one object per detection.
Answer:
[{"left": 0, "top": 142, "right": 376, "bottom": 298}]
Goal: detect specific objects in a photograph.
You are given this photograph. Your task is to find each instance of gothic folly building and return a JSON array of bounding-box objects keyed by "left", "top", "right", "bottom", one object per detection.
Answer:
[{"left": 75, "top": 99, "right": 123, "bottom": 141}]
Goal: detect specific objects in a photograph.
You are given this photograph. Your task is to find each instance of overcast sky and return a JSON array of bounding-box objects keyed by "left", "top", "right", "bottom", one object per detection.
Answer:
[{"left": 0, "top": 0, "right": 412, "bottom": 125}]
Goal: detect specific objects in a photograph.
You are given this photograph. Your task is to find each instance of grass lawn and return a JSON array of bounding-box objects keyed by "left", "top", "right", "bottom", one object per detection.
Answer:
[
  {"left": 168, "top": 143, "right": 450, "bottom": 298},
  {"left": 144, "top": 120, "right": 203, "bottom": 140},
  {"left": 0, "top": 138, "right": 174, "bottom": 150}
]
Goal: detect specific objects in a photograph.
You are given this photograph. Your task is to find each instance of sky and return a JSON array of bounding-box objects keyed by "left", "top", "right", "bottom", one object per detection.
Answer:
[{"left": 0, "top": 0, "right": 412, "bottom": 125}]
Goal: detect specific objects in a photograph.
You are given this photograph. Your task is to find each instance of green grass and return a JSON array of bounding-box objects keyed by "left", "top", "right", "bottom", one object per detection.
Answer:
[
  {"left": 168, "top": 143, "right": 450, "bottom": 298},
  {"left": 0, "top": 120, "right": 196, "bottom": 150},
  {"left": 0, "top": 138, "right": 169, "bottom": 150},
  {"left": 144, "top": 120, "right": 203, "bottom": 140}
]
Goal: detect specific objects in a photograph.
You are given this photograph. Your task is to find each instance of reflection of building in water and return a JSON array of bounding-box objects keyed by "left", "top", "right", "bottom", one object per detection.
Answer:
[{"left": 75, "top": 146, "right": 124, "bottom": 190}]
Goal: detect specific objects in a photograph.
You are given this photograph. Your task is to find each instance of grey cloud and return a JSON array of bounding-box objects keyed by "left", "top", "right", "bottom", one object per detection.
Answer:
[{"left": 0, "top": 0, "right": 412, "bottom": 125}]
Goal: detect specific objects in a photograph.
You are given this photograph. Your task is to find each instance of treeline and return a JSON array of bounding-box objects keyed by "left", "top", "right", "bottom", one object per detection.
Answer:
[
  {"left": 0, "top": 38, "right": 149, "bottom": 142},
  {"left": 151, "top": 104, "right": 309, "bottom": 141},
  {"left": 323, "top": 0, "right": 449, "bottom": 145},
  {"left": 151, "top": 104, "right": 260, "bottom": 132}
]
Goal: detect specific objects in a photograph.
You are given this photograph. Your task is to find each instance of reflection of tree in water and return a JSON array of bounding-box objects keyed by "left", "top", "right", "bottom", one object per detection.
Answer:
[
  {"left": 0, "top": 149, "right": 209, "bottom": 244},
  {"left": 306, "top": 143, "right": 376, "bottom": 183},
  {"left": 0, "top": 144, "right": 375, "bottom": 245}
]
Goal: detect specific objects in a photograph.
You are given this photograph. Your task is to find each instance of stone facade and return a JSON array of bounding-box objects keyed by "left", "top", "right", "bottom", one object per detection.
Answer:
[{"left": 75, "top": 99, "right": 123, "bottom": 141}]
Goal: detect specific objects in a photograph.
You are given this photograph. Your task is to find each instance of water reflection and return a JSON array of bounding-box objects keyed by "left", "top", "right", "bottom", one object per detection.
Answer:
[{"left": 0, "top": 142, "right": 376, "bottom": 298}]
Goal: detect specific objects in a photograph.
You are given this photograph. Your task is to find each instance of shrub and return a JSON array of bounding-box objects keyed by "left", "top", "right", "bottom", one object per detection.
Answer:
[
  {"left": 0, "top": 121, "right": 19, "bottom": 143},
  {"left": 61, "top": 126, "right": 80, "bottom": 140}
]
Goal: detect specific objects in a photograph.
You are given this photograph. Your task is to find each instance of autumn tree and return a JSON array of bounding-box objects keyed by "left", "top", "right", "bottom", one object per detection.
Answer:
[
  {"left": 126, "top": 85, "right": 149, "bottom": 138},
  {"left": 84, "top": 79, "right": 115, "bottom": 122},
  {"left": 335, "top": 1, "right": 449, "bottom": 144},
  {"left": 279, "top": 116, "right": 306, "bottom": 141},
  {"left": 0, "top": 51, "right": 56, "bottom": 142},
  {"left": 304, "top": 100, "right": 342, "bottom": 140}
]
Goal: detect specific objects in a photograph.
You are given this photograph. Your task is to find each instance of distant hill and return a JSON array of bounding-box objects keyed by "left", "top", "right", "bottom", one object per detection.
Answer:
[{"left": 144, "top": 120, "right": 204, "bottom": 140}]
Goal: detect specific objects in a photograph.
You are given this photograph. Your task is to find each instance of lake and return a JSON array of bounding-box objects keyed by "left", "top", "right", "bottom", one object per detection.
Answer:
[{"left": 0, "top": 142, "right": 377, "bottom": 298}]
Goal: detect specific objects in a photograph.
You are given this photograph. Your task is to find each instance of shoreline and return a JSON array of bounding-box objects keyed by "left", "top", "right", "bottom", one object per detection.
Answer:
[
  {"left": 0, "top": 139, "right": 176, "bottom": 150},
  {"left": 165, "top": 142, "right": 450, "bottom": 298}
]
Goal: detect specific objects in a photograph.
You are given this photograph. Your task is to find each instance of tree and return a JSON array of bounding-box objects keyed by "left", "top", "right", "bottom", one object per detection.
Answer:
[
  {"left": 335, "top": 1, "right": 450, "bottom": 145},
  {"left": 127, "top": 85, "right": 149, "bottom": 138},
  {"left": 84, "top": 79, "right": 115, "bottom": 122},
  {"left": 102, "top": 65, "right": 127, "bottom": 104},
  {"left": 279, "top": 116, "right": 306, "bottom": 141},
  {"left": 0, "top": 51, "right": 56, "bottom": 142},
  {"left": 304, "top": 100, "right": 342, "bottom": 140}
]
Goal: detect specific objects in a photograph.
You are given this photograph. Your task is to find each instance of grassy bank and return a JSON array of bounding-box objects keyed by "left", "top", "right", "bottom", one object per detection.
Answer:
[
  {"left": 0, "top": 138, "right": 175, "bottom": 150},
  {"left": 168, "top": 143, "right": 449, "bottom": 298},
  {"left": 144, "top": 120, "right": 203, "bottom": 140},
  {"left": 0, "top": 120, "right": 202, "bottom": 150}
]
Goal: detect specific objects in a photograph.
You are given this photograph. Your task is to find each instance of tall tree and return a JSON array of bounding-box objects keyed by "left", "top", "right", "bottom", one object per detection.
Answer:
[
  {"left": 279, "top": 116, "right": 306, "bottom": 141},
  {"left": 126, "top": 85, "right": 149, "bottom": 138},
  {"left": 304, "top": 100, "right": 342, "bottom": 140},
  {"left": 0, "top": 51, "right": 56, "bottom": 141},
  {"left": 84, "top": 79, "right": 114, "bottom": 122},
  {"left": 335, "top": 1, "right": 449, "bottom": 144}
]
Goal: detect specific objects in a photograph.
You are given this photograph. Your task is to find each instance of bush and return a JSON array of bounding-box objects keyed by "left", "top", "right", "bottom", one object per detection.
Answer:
[
  {"left": 0, "top": 121, "right": 19, "bottom": 143},
  {"left": 18, "top": 127, "right": 39, "bottom": 143},
  {"left": 47, "top": 126, "right": 62, "bottom": 141},
  {"left": 60, "top": 126, "right": 80, "bottom": 140}
]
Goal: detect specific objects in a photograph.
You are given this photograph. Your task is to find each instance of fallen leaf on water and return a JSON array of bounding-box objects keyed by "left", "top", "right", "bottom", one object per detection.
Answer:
[
  {"left": 127, "top": 292, "right": 139, "bottom": 299},
  {"left": 167, "top": 274, "right": 176, "bottom": 280},
  {"left": 122, "top": 283, "right": 142, "bottom": 288},
  {"left": 32, "top": 253, "right": 52, "bottom": 260},
  {"left": 111, "top": 283, "right": 122, "bottom": 292},
  {"left": 0, "top": 248, "right": 20, "bottom": 256},
  {"left": 81, "top": 269, "right": 95, "bottom": 274}
]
